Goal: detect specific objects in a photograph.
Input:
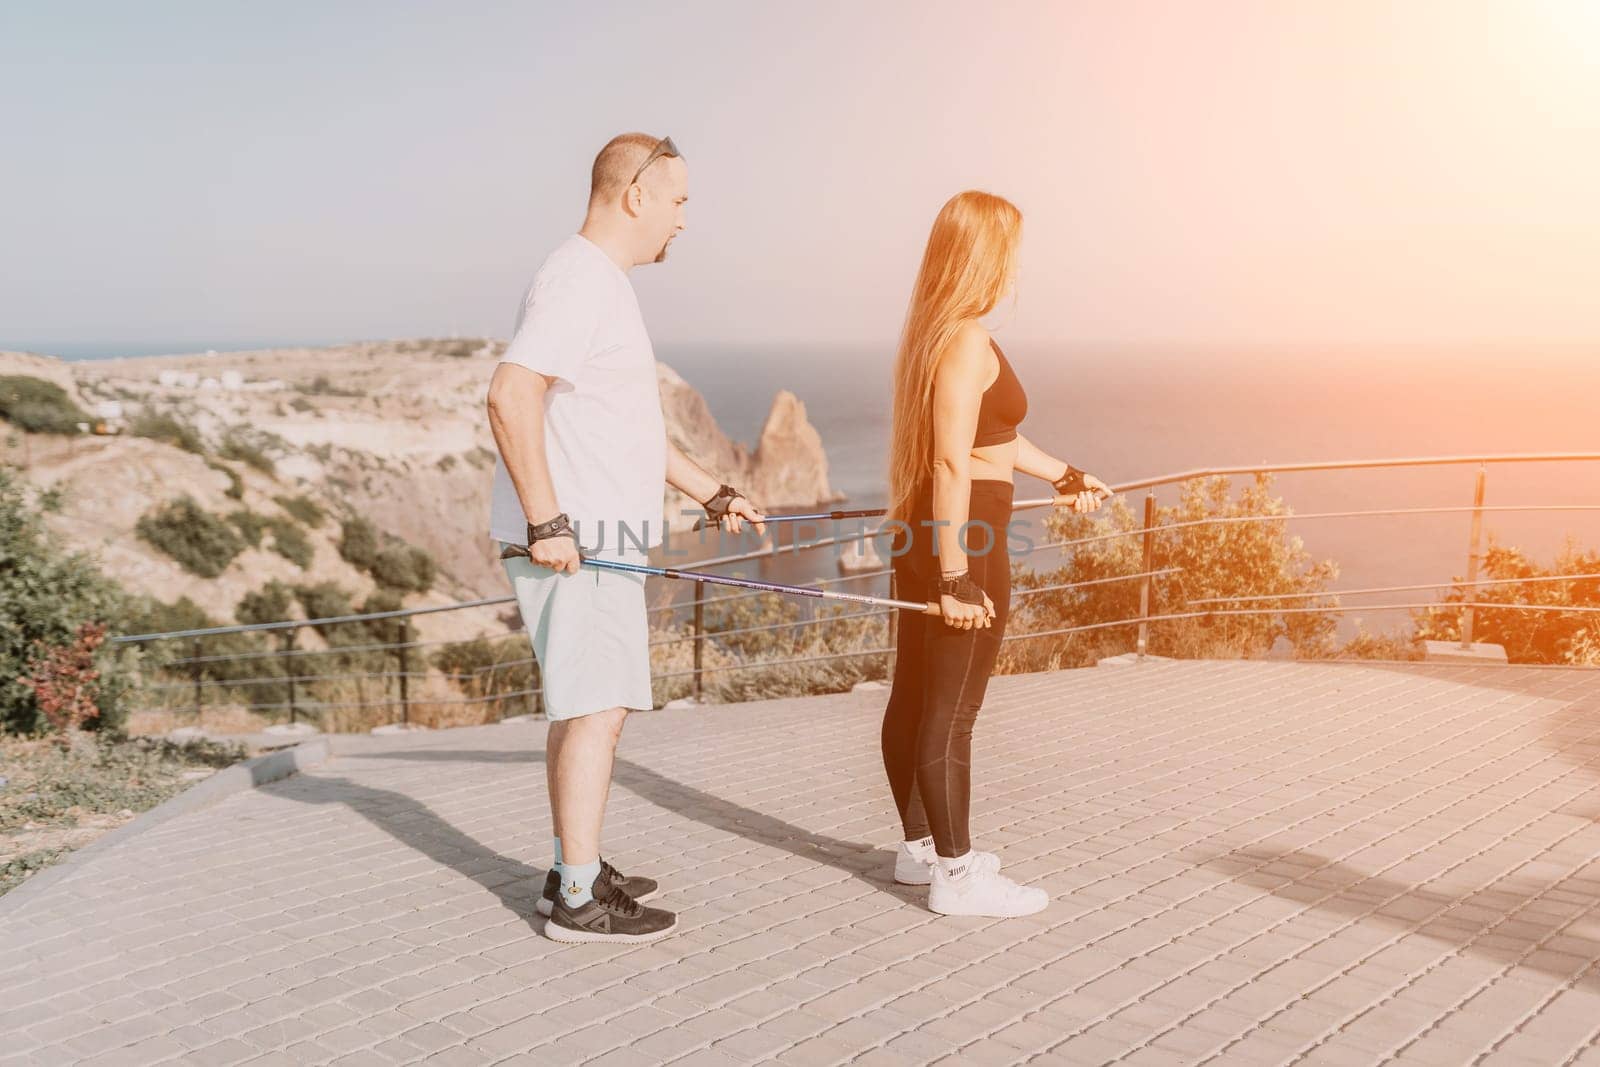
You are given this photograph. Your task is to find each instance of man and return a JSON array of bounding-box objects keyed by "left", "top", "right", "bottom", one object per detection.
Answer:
[{"left": 487, "top": 133, "right": 764, "bottom": 944}]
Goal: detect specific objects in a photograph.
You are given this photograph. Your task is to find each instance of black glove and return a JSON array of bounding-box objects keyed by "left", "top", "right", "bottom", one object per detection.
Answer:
[
  {"left": 1052, "top": 465, "right": 1088, "bottom": 496},
  {"left": 931, "top": 570, "right": 986, "bottom": 607},
  {"left": 700, "top": 484, "right": 747, "bottom": 526}
]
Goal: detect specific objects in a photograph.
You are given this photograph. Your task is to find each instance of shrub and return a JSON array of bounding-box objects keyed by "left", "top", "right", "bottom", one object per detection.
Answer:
[
  {"left": 130, "top": 410, "right": 204, "bottom": 453},
  {"left": 432, "top": 635, "right": 536, "bottom": 719},
  {"left": 1413, "top": 536, "right": 1600, "bottom": 665},
  {"left": 226, "top": 509, "right": 267, "bottom": 547},
  {"left": 115, "top": 594, "right": 283, "bottom": 717},
  {"left": 371, "top": 544, "right": 435, "bottom": 594},
  {"left": 301, "top": 374, "right": 362, "bottom": 398},
  {"left": 266, "top": 517, "right": 313, "bottom": 569},
  {"left": 358, "top": 589, "right": 405, "bottom": 642},
  {"left": 293, "top": 582, "right": 354, "bottom": 631},
  {"left": 1, "top": 470, "right": 133, "bottom": 735},
  {"left": 237, "top": 580, "right": 294, "bottom": 626},
  {"left": 136, "top": 496, "right": 245, "bottom": 578},
  {"left": 0, "top": 376, "right": 89, "bottom": 435},
  {"left": 17, "top": 622, "right": 109, "bottom": 737},
  {"left": 274, "top": 493, "right": 325, "bottom": 527},
  {"left": 219, "top": 431, "right": 274, "bottom": 475},
  {"left": 338, "top": 516, "right": 380, "bottom": 570},
  {"left": 208, "top": 459, "right": 244, "bottom": 499},
  {"left": 1008, "top": 473, "right": 1340, "bottom": 670}
]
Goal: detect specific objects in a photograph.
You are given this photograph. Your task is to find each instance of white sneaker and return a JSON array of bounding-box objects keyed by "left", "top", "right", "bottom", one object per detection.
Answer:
[
  {"left": 894, "top": 841, "right": 1000, "bottom": 886},
  {"left": 929, "top": 862, "right": 1048, "bottom": 917}
]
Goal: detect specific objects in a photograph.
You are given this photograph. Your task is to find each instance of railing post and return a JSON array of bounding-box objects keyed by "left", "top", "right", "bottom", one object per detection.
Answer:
[
  {"left": 1460, "top": 464, "right": 1487, "bottom": 649},
  {"left": 398, "top": 618, "right": 411, "bottom": 726},
  {"left": 1137, "top": 492, "right": 1156, "bottom": 661},
  {"left": 191, "top": 637, "right": 203, "bottom": 722},
  {"left": 692, "top": 582, "right": 704, "bottom": 701},
  {"left": 282, "top": 628, "right": 297, "bottom": 725}
]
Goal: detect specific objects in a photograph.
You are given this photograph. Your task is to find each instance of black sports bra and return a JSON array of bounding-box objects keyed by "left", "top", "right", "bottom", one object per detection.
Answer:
[{"left": 972, "top": 339, "right": 1027, "bottom": 447}]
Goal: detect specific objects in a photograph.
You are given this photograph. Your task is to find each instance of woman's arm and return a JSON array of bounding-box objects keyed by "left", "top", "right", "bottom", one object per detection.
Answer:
[
  {"left": 1014, "top": 431, "right": 1111, "bottom": 512},
  {"left": 929, "top": 324, "right": 992, "bottom": 577},
  {"left": 1014, "top": 432, "right": 1070, "bottom": 483}
]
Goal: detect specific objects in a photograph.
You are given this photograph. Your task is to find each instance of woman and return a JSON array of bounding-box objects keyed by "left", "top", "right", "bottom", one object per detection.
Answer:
[{"left": 882, "top": 190, "right": 1109, "bottom": 917}]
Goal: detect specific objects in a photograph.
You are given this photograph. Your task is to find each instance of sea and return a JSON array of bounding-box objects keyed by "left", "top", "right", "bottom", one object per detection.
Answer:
[
  {"left": 57, "top": 342, "right": 1600, "bottom": 642},
  {"left": 655, "top": 343, "right": 1600, "bottom": 642}
]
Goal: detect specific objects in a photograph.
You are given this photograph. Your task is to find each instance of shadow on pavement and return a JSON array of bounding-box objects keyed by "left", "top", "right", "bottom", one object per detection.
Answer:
[{"left": 277, "top": 747, "right": 913, "bottom": 927}]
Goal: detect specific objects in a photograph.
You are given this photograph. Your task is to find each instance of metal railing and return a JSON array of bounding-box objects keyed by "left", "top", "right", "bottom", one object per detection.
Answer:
[{"left": 110, "top": 451, "right": 1600, "bottom": 729}]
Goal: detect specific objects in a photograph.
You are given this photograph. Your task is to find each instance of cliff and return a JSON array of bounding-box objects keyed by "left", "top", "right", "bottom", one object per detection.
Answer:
[{"left": 0, "top": 342, "right": 840, "bottom": 644}]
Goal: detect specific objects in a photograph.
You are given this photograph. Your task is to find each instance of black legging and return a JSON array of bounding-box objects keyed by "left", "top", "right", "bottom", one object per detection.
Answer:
[{"left": 881, "top": 478, "right": 1013, "bottom": 859}]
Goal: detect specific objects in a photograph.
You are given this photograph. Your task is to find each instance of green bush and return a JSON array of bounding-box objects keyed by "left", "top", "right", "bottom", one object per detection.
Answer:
[
  {"left": 274, "top": 493, "right": 325, "bottom": 528},
  {"left": 226, "top": 509, "right": 267, "bottom": 547},
  {"left": 371, "top": 544, "right": 436, "bottom": 594},
  {"left": 1, "top": 470, "right": 135, "bottom": 735},
  {"left": 1008, "top": 473, "right": 1340, "bottom": 671},
  {"left": 135, "top": 496, "right": 245, "bottom": 578},
  {"left": 1414, "top": 537, "right": 1600, "bottom": 665},
  {"left": 219, "top": 431, "right": 274, "bottom": 475},
  {"left": 208, "top": 459, "right": 244, "bottom": 499},
  {"left": 266, "top": 517, "right": 313, "bottom": 569},
  {"left": 0, "top": 376, "right": 89, "bottom": 435},
  {"left": 130, "top": 410, "right": 205, "bottom": 453},
  {"left": 359, "top": 589, "right": 405, "bottom": 642},
  {"left": 293, "top": 581, "right": 353, "bottom": 629},
  {"left": 301, "top": 375, "right": 362, "bottom": 398},
  {"left": 338, "top": 516, "right": 380, "bottom": 570},
  {"left": 433, "top": 634, "right": 536, "bottom": 718},
  {"left": 237, "top": 580, "right": 294, "bottom": 626}
]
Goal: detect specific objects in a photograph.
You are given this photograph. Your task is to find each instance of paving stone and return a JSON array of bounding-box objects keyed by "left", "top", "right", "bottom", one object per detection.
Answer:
[{"left": 2, "top": 664, "right": 1598, "bottom": 1065}]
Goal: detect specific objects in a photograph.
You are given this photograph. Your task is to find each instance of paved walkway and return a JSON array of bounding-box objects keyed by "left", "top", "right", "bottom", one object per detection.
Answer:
[{"left": 3, "top": 660, "right": 1600, "bottom": 1066}]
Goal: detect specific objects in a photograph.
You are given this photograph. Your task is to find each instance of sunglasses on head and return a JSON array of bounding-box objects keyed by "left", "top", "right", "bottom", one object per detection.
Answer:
[{"left": 629, "top": 135, "right": 681, "bottom": 185}]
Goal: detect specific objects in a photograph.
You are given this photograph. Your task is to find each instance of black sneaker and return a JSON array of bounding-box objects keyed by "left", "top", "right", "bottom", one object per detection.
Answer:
[
  {"left": 535, "top": 858, "right": 658, "bottom": 917},
  {"left": 542, "top": 871, "right": 677, "bottom": 944}
]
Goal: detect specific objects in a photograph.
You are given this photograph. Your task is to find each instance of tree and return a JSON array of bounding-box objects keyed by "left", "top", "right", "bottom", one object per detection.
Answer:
[{"left": 1005, "top": 473, "right": 1340, "bottom": 670}]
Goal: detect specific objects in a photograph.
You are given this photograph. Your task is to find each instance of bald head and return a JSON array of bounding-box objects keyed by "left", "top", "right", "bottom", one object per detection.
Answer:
[
  {"left": 580, "top": 131, "right": 689, "bottom": 269},
  {"left": 589, "top": 132, "right": 677, "bottom": 204}
]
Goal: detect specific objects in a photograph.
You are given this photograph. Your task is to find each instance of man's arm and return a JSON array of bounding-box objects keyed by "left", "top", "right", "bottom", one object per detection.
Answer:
[
  {"left": 665, "top": 438, "right": 766, "bottom": 534},
  {"left": 487, "top": 364, "right": 580, "bottom": 573}
]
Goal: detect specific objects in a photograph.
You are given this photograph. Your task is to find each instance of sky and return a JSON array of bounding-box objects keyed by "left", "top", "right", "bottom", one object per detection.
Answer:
[{"left": 2, "top": 0, "right": 1598, "bottom": 358}]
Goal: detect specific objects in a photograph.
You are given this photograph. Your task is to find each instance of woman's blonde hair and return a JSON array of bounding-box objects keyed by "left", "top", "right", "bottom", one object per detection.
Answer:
[{"left": 887, "top": 190, "right": 1023, "bottom": 525}]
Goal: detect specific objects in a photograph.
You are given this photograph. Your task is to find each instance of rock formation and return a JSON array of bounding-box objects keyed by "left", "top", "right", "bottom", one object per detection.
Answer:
[{"left": 0, "top": 341, "right": 841, "bottom": 641}]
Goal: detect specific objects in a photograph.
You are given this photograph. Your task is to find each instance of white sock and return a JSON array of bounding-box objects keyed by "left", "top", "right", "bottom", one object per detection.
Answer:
[
  {"left": 904, "top": 835, "right": 935, "bottom": 859},
  {"left": 937, "top": 850, "right": 975, "bottom": 880}
]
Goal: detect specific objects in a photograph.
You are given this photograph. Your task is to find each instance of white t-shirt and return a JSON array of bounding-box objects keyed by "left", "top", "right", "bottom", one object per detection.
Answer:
[{"left": 488, "top": 234, "right": 666, "bottom": 560}]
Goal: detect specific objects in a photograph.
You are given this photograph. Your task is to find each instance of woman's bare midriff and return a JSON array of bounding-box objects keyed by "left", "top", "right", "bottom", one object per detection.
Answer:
[{"left": 969, "top": 438, "right": 1018, "bottom": 484}]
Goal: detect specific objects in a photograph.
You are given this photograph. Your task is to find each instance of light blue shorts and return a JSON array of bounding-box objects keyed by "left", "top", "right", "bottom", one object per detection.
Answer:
[{"left": 502, "top": 552, "right": 654, "bottom": 720}]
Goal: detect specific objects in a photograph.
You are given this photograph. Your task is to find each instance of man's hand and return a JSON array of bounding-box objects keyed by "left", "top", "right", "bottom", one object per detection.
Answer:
[
  {"left": 719, "top": 495, "right": 766, "bottom": 536},
  {"left": 528, "top": 534, "right": 581, "bottom": 575}
]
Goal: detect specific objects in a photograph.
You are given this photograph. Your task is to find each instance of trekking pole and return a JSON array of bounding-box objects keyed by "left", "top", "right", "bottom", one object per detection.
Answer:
[
  {"left": 712, "top": 487, "right": 1115, "bottom": 525},
  {"left": 500, "top": 545, "right": 941, "bottom": 615}
]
